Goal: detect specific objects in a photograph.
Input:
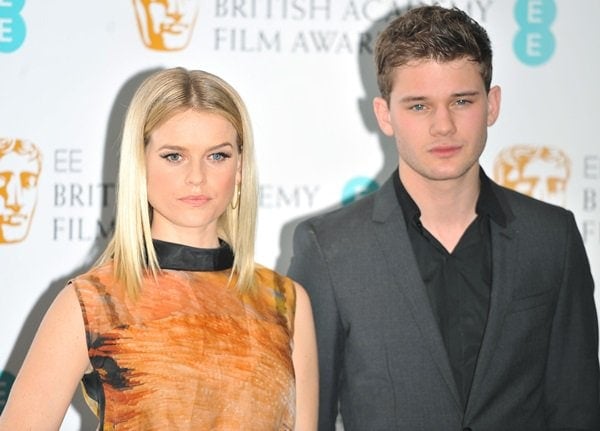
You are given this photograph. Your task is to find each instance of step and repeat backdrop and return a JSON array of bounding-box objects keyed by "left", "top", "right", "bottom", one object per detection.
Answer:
[{"left": 1, "top": 0, "right": 599, "bottom": 428}]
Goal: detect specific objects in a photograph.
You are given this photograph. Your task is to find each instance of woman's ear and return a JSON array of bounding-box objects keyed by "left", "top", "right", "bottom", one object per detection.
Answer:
[{"left": 235, "top": 151, "right": 242, "bottom": 185}]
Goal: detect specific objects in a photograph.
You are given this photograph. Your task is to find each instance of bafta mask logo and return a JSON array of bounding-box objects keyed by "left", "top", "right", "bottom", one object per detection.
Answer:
[
  {"left": 0, "top": 138, "right": 42, "bottom": 244},
  {"left": 133, "top": 0, "right": 199, "bottom": 51},
  {"left": 493, "top": 145, "right": 570, "bottom": 207}
]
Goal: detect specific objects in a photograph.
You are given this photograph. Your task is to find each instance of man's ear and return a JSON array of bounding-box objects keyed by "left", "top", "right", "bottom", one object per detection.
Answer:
[
  {"left": 487, "top": 85, "right": 501, "bottom": 126},
  {"left": 373, "top": 97, "right": 395, "bottom": 136}
]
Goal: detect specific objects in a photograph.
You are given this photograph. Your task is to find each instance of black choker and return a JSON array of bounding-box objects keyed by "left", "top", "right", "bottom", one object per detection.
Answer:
[{"left": 152, "top": 239, "right": 234, "bottom": 271}]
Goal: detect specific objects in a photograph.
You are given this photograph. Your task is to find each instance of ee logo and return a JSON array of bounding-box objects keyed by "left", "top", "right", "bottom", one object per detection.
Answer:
[
  {"left": 341, "top": 176, "right": 379, "bottom": 206},
  {"left": 514, "top": 0, "right": 556, "bottom": 66},
  {"left": 0, "top": 0, "right": 26, "bottom": 53}
]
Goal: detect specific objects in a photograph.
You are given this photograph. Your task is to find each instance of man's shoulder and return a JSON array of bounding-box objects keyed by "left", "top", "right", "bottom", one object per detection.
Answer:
[
  {"left": 491, "top": 181, "right": 573, "bottom": 226},
  {"left": 298, "top": 192, "right": 377, "bottom": 234}
]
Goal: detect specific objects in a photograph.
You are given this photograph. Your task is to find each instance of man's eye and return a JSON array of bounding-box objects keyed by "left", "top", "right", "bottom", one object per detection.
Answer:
[{"left": 410, "top": 104, "right": 426, "bottom": 111}]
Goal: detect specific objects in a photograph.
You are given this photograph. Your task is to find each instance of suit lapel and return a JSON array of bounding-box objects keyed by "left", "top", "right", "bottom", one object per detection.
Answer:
[
  {"left": 372, "top": 177, "right": 462, "bottom": 411},
  {"left": 465, "top": 187, "right": 518, "bottom": 417}
]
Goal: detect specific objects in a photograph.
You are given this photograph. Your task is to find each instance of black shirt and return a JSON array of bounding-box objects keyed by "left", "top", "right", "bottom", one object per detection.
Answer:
[{"left": 393, "top": 168, "right": 507, "bottom": 409}]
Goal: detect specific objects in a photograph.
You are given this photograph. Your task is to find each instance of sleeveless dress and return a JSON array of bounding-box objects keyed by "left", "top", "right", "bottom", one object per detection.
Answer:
[{"left": 71, "top": 239, "right": 297, "bottom": 430}]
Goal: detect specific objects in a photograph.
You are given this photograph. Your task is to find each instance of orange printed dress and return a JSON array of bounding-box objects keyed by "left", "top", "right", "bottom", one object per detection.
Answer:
[{"left": 71, "top": 240, "right": 296, "bottom": 430}]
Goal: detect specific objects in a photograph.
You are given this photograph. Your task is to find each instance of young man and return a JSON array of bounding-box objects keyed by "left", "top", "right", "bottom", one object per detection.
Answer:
[{"left": 288, "top": 5, "right": 599, "bottom": 430}]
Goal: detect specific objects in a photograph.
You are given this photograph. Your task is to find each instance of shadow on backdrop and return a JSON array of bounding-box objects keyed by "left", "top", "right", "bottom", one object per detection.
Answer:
[
  {"left": 275, "top": 6, "right": 408, "bottom": 275},
  {"left": 2, "top": 67, "right": 162, "bottom": 430},
  {"left": 272, "top": 7, "right": 409, "bottom": 430}
]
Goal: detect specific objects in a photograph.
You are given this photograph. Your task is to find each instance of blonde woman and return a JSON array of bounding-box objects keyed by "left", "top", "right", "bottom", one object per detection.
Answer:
[{"left": 0, "top": 67, "right": 318, "bottom": 430}]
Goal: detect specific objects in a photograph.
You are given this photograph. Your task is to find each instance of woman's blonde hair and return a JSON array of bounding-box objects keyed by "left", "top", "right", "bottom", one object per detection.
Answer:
[{"left": 97, "top": 67, "right": 258, "bottom": 296}]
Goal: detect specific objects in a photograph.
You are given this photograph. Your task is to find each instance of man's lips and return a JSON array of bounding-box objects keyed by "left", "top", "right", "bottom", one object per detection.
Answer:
[{"left": 429, "top": 145, "right": 461, "bottom": 157}]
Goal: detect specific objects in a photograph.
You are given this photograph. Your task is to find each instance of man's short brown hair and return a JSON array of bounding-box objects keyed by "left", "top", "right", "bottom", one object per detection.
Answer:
[{"left": 374, "top": 6, "right": 493, "bottom": 102}]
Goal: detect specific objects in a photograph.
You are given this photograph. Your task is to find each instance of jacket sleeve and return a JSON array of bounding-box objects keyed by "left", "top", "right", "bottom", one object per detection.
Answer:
[
  {"left": 544, "top": 211, "right": 600, "bottom": 429},
  {"left": 288, "top": 220, "right": 344, "bottom": 431}
]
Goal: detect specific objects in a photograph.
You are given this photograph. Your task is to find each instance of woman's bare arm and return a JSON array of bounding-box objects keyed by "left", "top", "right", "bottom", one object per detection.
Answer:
[{"left": 0, "top": 284, "right": 91, "bottom": 430}]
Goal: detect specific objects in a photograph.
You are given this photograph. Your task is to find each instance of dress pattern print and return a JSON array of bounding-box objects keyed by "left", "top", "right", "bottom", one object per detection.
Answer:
[{"left": 72, "top": 240, "right": 296, "bottom": 430}]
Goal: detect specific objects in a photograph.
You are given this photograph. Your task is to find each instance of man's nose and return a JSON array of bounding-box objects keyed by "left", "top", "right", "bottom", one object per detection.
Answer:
[{"left": 430, "top": 107, "right": 457, "bottom": 136}]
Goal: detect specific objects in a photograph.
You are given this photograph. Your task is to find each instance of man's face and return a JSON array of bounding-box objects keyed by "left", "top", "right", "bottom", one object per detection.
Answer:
[
  {"left": 373, "top": 58, "right": 500, "bottom": 186},
  {"left": 133, "top": 0, "right": 199, "bottom": 51},
  {"left": 0, "top": 150, "right": 41, "bottom": 243}
]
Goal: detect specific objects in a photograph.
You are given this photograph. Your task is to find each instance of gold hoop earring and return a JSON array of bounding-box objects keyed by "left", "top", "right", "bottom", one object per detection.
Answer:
[{"left": 230, "top": 184, "right": 240, "bottom": 210}]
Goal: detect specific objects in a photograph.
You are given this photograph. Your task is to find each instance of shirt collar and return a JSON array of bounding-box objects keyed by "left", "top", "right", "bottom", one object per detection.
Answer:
[{"left": 393, "top": 166, "right": 508, "bottom": 228}]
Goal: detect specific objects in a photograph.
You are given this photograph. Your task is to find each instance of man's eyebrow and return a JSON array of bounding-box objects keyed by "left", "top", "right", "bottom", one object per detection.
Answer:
[
  {"left": 398, "top": 95, "right": 427, "bottom": 103},
  {"left": 399, "top": 91, "right": 481, "bottom": 103},
  {"left": 451, "top": 90, "right": 480, "bottom": 98}
]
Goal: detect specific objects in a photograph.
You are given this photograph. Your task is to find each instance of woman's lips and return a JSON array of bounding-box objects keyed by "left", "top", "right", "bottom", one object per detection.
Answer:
[{"left": 179, "top": 195, "right": 210, "bottom": 206}]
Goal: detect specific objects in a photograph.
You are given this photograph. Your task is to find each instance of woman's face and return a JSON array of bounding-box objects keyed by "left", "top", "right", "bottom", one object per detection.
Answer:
[{"left": 145, "top": 108, "right": 241, "bottom": 248}]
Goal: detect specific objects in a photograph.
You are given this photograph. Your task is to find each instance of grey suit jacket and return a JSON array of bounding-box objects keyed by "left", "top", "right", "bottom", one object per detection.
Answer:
[{"left": 288, "top": 172, "right": 600, "bottom": 431}]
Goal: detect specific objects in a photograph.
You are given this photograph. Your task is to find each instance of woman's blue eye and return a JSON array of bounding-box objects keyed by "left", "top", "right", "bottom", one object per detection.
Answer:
[
  {"left": 161, "top": 153, "right": 182, "bottom": 162},
  {"left": 210, "top": 152, "right": 231, "bottom": 161}
]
